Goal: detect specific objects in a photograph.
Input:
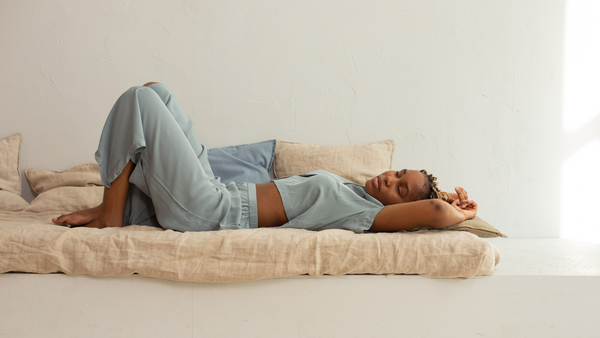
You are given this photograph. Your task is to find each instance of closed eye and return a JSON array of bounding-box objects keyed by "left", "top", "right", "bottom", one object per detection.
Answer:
[{"left": 396, "top": 171, "right": 403, "bottom": 196}]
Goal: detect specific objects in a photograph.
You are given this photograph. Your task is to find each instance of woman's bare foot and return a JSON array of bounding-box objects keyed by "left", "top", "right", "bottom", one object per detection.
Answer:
[
  {"left": 52, "top": 205, "right": 102, "bottom": 227},
  {"left": 53, "top": 160, "right": 134, "bottom": 229}
]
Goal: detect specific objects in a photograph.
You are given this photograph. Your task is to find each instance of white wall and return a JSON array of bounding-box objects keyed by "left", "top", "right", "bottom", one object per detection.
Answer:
[{"left": 0, "top": 0, "right": 570, "bottom": 237}]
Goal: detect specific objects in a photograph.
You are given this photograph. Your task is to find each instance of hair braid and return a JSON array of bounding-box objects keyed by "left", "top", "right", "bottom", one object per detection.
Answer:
[{"left": 419, "top": 169, "right": 449, "bottom": 202}]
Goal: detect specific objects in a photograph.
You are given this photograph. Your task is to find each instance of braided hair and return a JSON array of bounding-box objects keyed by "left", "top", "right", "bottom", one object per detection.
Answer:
[{"left": 418, "top": 169, "right": 449, "bottom": 202}]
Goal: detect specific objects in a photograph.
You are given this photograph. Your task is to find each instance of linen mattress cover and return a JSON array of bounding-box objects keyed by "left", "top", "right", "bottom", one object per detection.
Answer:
[{"left": 0, "top": 210, "right": 499, "bottom": 282}]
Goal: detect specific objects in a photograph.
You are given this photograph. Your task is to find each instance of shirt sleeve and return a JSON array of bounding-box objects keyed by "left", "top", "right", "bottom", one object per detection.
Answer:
[{"left": 334, "top": 207, "right": 383, "bottom": 233}]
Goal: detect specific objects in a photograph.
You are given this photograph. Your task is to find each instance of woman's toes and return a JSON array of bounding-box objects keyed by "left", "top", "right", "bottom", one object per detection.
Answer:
[{"left": 53, "top": 214, "right": 78, "bottom": 225}]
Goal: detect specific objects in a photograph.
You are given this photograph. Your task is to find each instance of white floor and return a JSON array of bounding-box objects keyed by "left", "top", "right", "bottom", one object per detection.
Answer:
[
  {"left": 1, "top": 238, "right": 599, "bottom": 338},
  {"left": 485, "top": 238, "right": 600, "bottom": 276}
]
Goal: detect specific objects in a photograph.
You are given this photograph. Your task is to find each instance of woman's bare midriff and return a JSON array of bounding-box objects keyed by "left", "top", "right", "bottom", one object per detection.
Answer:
[{"left": 255, "top": 182, "right": 288, "bottom": 227}]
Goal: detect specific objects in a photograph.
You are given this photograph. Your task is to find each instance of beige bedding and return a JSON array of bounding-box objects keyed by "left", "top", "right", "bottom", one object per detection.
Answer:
[{"left": 0, "top": 211, "right": 499, "bottom": 282}]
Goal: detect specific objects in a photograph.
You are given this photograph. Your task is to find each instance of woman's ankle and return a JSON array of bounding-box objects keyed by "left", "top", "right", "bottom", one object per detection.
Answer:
[{"left": 98, "top": 212, "right": 124, "bottom": 228}]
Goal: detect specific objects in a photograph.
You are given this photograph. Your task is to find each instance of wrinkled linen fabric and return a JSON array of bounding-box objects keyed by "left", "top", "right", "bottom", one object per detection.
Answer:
[
  {"left": 0, "top": 133, "right": 22, "bottom": 195},
  {"left": 25, "top": 163, "right": 103, "bottom": 194},
  {"left": 0, "top": 211, "right": 499, "bottom": 281},
  {"left": 0, "top": 191, "right": 29, "bottom": 211}
]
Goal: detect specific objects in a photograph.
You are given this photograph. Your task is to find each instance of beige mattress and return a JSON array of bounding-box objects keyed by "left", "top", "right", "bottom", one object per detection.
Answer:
[{"left": 0, "top": 210, "right": 499, "bottom": 282}]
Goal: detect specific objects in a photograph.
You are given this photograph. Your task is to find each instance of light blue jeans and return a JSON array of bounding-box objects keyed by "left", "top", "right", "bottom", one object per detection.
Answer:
[{"left": 94, "top": 83, "right": 257, "bottom": 231}]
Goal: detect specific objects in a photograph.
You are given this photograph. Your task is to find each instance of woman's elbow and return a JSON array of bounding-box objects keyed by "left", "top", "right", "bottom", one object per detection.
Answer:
[{"left": 427, "top": 199, "right": 453, "bottom": 229}]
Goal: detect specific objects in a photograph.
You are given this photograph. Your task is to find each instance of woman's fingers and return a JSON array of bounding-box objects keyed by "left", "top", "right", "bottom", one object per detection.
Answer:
[
  {"left": 455, "top": 187, "right": 469, "bottom": 207},
  {"left": 467, "top": 200, "right": 478, "bottom": 217},
  {"left": 463, "top": 200, "right": 477, "bottom": 211},
  {"left": 455, "top": 187, "right": 468, "bottom": 200}
]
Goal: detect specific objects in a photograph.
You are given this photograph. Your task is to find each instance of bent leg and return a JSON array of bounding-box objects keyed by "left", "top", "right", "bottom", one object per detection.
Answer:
[
  {"left": 122, "top": 83, "right": 227, "bottom": 228},
  {"left": 95, "top": 86, "right": 238, "bottom": 231},
  {"left": 120, "top": 83, "right": 222, "bottom": 227}
]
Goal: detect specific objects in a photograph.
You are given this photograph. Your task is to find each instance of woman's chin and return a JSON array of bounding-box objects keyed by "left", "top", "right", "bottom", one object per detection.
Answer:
[{"left": 364, "top": 181, "right": 376, "bottom": 198}]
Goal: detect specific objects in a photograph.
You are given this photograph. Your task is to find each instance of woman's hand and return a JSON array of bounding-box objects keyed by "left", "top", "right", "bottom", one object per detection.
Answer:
[
  {"left": 446, "top": 187, "right": 468, "bottom": 207},
  {"left": 451, "top": 199, "right": 477, "bottom": 220}
]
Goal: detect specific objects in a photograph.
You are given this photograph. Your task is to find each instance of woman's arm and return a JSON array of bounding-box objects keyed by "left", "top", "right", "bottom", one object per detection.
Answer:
[{"left": 369, "top": 198, "right": 478, "bottom": 232}]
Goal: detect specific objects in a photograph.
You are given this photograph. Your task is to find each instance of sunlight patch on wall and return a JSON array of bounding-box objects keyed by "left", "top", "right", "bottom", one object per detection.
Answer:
[
  {"left": 562, "top": 0, "right": 600, "bottom": 133},
  {"left": 560, "top": 139, "right": 600, "bottom": 243},
  {"left": 560, "top": 0, "right": 600, "bottom": 242}
]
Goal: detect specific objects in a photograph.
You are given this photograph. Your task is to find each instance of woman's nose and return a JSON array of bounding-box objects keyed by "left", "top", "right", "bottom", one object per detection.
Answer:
[{"left": 387, "top": 175, "right": 400, "bottom": 186}]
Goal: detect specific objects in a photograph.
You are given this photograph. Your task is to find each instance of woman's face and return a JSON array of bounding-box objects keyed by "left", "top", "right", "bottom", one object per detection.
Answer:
[{"left": 365, "top": 169, "right": 427, "bottom": 205}]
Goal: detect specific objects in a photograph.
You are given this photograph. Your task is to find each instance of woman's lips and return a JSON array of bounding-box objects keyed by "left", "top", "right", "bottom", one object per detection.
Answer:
[{"left": 375, "top": 176, "right": 380, "bottom": 190}]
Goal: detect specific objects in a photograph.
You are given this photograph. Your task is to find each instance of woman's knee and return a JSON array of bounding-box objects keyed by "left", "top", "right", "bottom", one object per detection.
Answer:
[
  {"left": 121, "top": 83, "right": 170, "bottom": 96},
  {"left": 118, "top": 85, "right": 154, "bottom": 102},
  {"left": 113, "top": 84, "right": 190, "bottom": 131},
  {"left": 145, "top": 83, "right": 174, "bottom": 104},
  {"left": 113, "top": 86, "right": 167, "bottom": 120}
]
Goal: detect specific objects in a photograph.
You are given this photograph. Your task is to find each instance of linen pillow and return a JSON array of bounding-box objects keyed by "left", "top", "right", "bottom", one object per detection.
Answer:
[
  {"left": 24, "top": 163, "right": 104, "bottom": 213},
  {"left": 208, "top": 140, "right": 276, "bottom": 184},
  {"left": 408, "top": 216, "right": 506, "bottom": 238},
  {"left": 0, "top": 133, "right": 22, "bottom": 195},
  {"left": 0, "top": 190, "right": 29, "bottom": 211},
  {"left": 24, "top": 186, "right": 104, "bottom": 213},
  {"left": 25, "top": 162, "right": 103, "bottom": 194},
  {"left": 445, "top": 216, "right": 507, "bottom": 238},
  {"left": 273, "top": 140, "right": 395, "bottom": 185}
]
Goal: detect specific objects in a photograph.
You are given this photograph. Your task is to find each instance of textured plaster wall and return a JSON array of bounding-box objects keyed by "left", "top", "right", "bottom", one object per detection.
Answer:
[{"left": 0, "top": 0, "right": 565, "bottom": 237}]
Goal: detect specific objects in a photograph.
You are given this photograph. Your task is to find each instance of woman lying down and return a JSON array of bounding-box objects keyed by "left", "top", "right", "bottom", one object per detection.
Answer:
[{"left": 53, "top": 83, "right": 477, "bottom": 233}]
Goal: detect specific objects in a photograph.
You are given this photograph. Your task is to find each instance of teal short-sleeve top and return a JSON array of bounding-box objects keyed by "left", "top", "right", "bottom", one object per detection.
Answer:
[{"left": 273, "top": 170, "right": 384, "bottom": 233}]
